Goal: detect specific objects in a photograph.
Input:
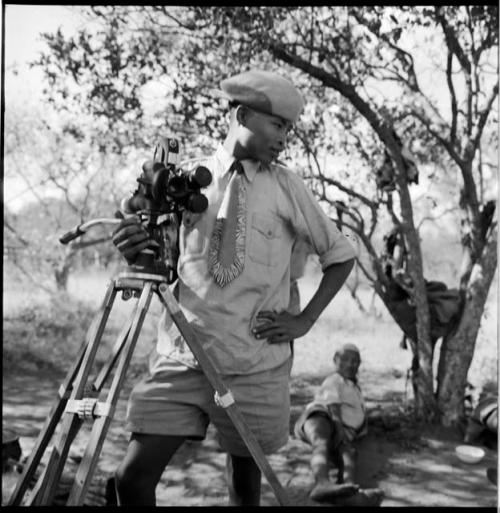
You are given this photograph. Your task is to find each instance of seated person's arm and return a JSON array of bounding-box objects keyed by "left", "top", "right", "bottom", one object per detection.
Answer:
[{"left": 327, "top": 403, "right": 342, "bottom": 423}]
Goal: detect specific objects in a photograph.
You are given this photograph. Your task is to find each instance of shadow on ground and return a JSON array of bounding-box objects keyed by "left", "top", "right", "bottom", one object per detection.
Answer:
[{"left": 2, "top": 368, "right": 498, "bottom": 507}]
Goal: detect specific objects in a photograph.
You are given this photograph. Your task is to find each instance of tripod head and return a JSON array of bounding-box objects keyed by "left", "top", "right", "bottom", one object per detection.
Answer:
[{"left": 59, "top": 137, "right": 212, "bottom": 282}]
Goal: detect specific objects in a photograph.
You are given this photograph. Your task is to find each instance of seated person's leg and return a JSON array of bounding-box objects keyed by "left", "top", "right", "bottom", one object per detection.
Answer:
[
  {"left": 303, "top": 413, "right": 334, "bottom": 482},
  {"left": 302, "top": 416, "right": 384, "bottom": 506},
  {"left": 332, "top": 443, "right": 384, "bottom": 507},
  {"left": 328, "top": 444, "right": 344, "bottom": 483},
  {"left": 302, "top": 413, "right": 359, "bottom": 502},
  {"left": 340, "top": 443, "right": 357, "bottom": 484}
]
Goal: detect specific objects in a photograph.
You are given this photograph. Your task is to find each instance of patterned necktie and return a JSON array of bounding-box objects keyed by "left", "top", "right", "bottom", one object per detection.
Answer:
[{"left": 208, "top": 160, "right": 246, "bottom": 287}]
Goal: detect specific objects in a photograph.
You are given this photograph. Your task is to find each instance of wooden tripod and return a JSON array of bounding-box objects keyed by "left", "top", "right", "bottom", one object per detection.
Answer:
[{"left": 7, "top": 270, "right": 291, "bottom": 506}]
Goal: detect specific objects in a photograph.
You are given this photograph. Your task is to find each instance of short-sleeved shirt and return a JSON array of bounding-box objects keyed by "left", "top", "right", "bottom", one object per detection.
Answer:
[
  {"left": 288, "top": 238, "right": 312, "bottom": 315},
  {"left": 156, "top": 144, "right": 356, "bottom": 375},
  {"left": 313, "top": 372, "right": 366, "bottom": 431}
]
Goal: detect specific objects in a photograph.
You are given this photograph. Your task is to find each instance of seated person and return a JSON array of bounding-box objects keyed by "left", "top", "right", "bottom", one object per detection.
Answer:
[
  {"left": 464, "top": 380, "right": 498, "bottom": 450},
  {"left": 464, "top": 380, "right": 498, "bottom": 486},
  {"left": 294, "top": 343, "right": 384, "bottom": 506}
]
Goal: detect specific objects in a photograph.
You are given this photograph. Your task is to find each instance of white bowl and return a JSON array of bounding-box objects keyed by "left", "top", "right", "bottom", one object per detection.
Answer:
[{"left": 455, "top": 445, "right": 485, "bottom": 464}]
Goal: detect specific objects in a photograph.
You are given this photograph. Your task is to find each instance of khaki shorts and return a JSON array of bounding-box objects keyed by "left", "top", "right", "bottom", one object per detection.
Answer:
[{"left": 125, "top": 355, "right": 292, "bottom": 457}]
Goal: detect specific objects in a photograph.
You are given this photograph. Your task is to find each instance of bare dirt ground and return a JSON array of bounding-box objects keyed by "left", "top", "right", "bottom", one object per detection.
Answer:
[{"left": 2, "top": 364, "right": 497, "bottom": 508}]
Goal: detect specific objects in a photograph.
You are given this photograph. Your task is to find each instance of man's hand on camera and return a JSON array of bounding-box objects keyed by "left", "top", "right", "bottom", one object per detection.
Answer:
[{"left": 112, "top": 215, "right": 160, "bottom": 264}]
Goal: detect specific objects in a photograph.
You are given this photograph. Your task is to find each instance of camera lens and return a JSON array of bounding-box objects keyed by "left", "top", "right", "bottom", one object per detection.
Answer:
[
  {"left": 185, "top": 193, "right": 209, "bottom": 213},
  {"left": 189, "top": 166, "right": 212, "bottom": 188}
]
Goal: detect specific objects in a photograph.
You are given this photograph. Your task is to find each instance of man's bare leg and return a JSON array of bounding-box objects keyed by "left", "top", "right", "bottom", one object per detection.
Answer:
[
  {"left": 334, "top": 445, "right": 384, "bottom": 507},
  {"left": 226, "top": 453, "right": 261, "bottom": 505},
  {"left": 115, "top": 433, "right": 186, "bottom": 505},
  {"left": 302, "top": 414, "right": 359, "bottom": 502}
]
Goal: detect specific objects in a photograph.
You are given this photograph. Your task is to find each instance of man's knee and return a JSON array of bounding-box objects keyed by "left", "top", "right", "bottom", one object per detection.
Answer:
[{"left": 303, "top": 413, "right": 334, "bottom": 443}]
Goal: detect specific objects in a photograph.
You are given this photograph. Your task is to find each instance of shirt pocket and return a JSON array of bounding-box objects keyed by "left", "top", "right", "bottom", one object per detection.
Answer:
[
  {"left": 248, "top": 212, "right": 282, "bottom": 267},
  {"left": 181, "top": 212, "right": 207, "bottom": 256}
]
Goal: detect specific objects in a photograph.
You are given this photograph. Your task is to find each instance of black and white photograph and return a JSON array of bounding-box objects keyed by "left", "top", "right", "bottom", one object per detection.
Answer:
[{"left": 3, "top": 4, "right": 498, "bottom": 507}]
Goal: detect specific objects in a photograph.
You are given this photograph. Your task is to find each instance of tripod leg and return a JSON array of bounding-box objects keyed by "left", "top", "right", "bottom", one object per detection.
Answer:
[
  {"left": 93, "top": 317, "right": 133, "bottom": 392},
  {"left": 66, "top": 281, "right": 154, "bottom": 506},
  {"left": 23, "top": 445, "right": 61, "bottom": 506},
  {"left": 23, "top": 319, "right": 132, "bottom": 506},
  {"left": 156, "top": 283, "right": 291, "bottom": 506},
  {"left": 29, "top": 281, "right": 119, "bottom": 506},
  {"left": 7, "top": 338, "right": 88, "bottom": 506}
]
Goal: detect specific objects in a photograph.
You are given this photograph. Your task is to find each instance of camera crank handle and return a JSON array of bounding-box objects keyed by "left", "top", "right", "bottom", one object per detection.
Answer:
[
  {"left": 59, "top": 218, "right": 123, "bottom": 245},
  {"left": 59, "top": 225, "right": 86, "bottom": 245}
]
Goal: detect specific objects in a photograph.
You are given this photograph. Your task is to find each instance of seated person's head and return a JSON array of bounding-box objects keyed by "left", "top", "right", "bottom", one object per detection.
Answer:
[{"left": 333, "top": 343, "right": 361, "bottom": 381}]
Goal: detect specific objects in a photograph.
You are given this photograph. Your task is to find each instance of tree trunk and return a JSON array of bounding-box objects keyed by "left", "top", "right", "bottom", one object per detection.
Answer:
[
  {"left": 54, "top": 265, "right": 70, "bottom": 291},
  {"left": 54, "top": 248, "right": 76, "bottom": 291},
  {"left": 392, "top": 151, "right": 439, "bottom": 422},
  {"left": 382, "top": 292, "right": 440, "bottom": 420},
  {"left": 436, "top": 229, "right": 497, "bottom": 426},
  {"left": 345, "top": 265, "right": 368, "bottom": 313},
  {"left": 408, "top": 269, "right": 440, "bottom": 422}
]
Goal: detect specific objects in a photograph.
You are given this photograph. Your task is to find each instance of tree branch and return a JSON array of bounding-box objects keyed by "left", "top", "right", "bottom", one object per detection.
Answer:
[
  {"left": 7, "top": 260, "right": 56, "bottom": 295},
  {"left": 435, "top": 7, "right": 471, "bottom": 73},
  {"left": 446, "top": 51, "right": 458, "bottom": 143},
  {"left": 293, "top": 126, "right": 378, "bottom": 210},
  {"left": 4, "top": 218, "right": 30, "bottom": 246},
  {"left": 467, "top": 82, "right": 499, "bottom": 161},
  {"left": 350, "top": 7, "right": 420, "bottom": 91},
  {"left": 435, "top": 6, "right": 474, "bottom": 136},
  {"left": 416, "top": 206, "right": 460, "bottom": 230},
  {"left": 409, "top": 110, "right": 463, "bottom": 166},
  {"left": 45, "top": 174, "right": 80, "bottom": 217},
  {"left": 269, "top": 41, "right": 383, "bottom": 128}
]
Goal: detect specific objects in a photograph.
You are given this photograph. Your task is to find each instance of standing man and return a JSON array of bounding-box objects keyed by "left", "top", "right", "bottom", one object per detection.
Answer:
[{"left": 112, "top": 69, "right": 356, "bottom": 506}]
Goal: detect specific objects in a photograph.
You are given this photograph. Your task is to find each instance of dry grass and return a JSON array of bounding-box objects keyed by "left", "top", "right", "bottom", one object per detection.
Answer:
[{"left": 3, "top": 262, "right": 497, "bottom": 390}]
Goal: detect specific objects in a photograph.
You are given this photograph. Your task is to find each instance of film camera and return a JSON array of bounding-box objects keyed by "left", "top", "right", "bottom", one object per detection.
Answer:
[
  {"left": 59, "top": 137, "right": 212, "bottom": 283},
  {"left": 119, "top": 137, "right": 212, "bottom": 281},
  {"left": 121, "top": 138, "right": 212, "bottom": 215}
]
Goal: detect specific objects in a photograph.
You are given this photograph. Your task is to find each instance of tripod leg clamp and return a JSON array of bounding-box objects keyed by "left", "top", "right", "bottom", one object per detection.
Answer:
[
  {"left": 58, "top": 384, "right": 72, "bottom": 399},
  {"left": 65, "top": 399, "right": 114, "bottom": 422},
  {"left": 214, "top": 390, "right": 235, "bottom": 408}
]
